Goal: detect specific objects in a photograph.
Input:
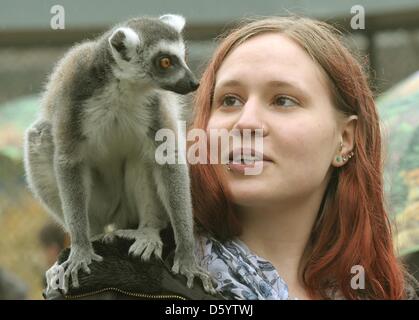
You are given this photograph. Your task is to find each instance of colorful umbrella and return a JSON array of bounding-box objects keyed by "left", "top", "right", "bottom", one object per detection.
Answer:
[
  {"left": 0, "top": 95, "right": 40, "bottom": 160},
  {"left": 377, "top": 70, "right": 419, "bottom": 255}
]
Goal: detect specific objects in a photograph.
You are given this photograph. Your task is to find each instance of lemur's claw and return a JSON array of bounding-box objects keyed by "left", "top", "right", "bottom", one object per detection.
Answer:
[
  {"left": 104, "top": 228, "right": 163, "bottom": 261},
  {"left": 172, "top": 251, "right": 216, "bottom": 294},
  {"left": 48, "top": 246, "right": 103, "bottom": 294}
]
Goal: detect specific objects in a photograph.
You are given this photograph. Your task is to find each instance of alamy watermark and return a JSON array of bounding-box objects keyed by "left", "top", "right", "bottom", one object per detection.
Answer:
[
  {"left": 350, "top": 265, "right": 365, "bottom": 290},
  {"left": 46, "top": 263, "right": 65, "bottom": 291},
  {"left": 50, "top": 5, "right": 65, "bottom": 30},
  {"left": 350, "top": 5, "right": 365, "bottom": 30},
  {"left": 154, "top": 121, "right": 265, "bottom": 175}
]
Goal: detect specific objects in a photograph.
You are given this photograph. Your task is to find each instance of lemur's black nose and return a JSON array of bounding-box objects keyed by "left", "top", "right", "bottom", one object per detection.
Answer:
[{"left": 190, "top": 80, "right": 200, "bottom": 91}]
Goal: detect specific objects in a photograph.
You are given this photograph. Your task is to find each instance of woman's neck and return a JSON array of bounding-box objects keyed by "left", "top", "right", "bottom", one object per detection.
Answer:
[{"left": 235, "top": 191, "right": 324, "bottom": 299}]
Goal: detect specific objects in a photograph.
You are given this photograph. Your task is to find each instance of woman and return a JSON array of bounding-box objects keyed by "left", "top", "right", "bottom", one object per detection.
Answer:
[{"left": 189, "top": 16, "right": 417, "bottom": 300}]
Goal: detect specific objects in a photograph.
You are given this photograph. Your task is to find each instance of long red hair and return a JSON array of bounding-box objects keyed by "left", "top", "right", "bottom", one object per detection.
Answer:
[{"left": 188, "top": 16, "right": 409, "bottom": 299}]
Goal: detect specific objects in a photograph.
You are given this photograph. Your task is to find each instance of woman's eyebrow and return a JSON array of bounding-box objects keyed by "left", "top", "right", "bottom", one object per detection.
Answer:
[
  {"left": 267, "top": 79, "right": 312, "bottom": 102},
  {"left": 215, "top": 79, "right": 309, "bottom": 94},
  {"left": 214, "top": 79, "right": 242, "bottom": 91},
  {"left": 214, "top": 79, "right": 311, "bottom": 104},
  {"left": 266, "top": 80, "right": 308, "bottom": 95}
]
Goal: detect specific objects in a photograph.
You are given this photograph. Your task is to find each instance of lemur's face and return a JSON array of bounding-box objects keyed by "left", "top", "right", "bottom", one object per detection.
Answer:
[{"left": 108, "top": 14, "right": 199, "bottom": 95}]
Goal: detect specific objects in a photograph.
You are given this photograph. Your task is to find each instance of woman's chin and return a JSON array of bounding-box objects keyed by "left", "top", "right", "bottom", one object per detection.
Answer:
[{"left": 229, "top": 187, "right": 276, "bottom": 207}]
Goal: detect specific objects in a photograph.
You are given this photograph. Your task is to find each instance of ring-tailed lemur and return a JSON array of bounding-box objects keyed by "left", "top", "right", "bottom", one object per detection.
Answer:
[{"left": 23, "top": 14, "right": 214, "bottom": 294}]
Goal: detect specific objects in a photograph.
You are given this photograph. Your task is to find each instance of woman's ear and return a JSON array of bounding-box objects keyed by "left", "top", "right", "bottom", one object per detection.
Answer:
[
  {"left": 332, "top": 115, "right": 358, "bottom": 167},
  {"left": 341, "top": 115, "right": 358, "bottom": 152}
]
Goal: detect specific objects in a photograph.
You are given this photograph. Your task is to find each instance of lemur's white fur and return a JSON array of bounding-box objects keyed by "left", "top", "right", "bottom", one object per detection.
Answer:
[
  {"left": 108, "top": 27, "right": 141, "bottom": 80},
  {"left": 159, "top": 14, "right": 185, "bottom": 32},
  {"left": 118, "top": 27, "right": 141, "bottom": 47},
  {"left": 152, "top": 40, "right": 186, "bottom": 61}
]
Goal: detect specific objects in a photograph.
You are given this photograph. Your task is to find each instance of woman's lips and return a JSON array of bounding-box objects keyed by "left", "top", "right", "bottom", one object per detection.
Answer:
[
  {"left": 228, "top": 159, "right": 273, "bottom": 173},
  {"left": 225, "top": 147, "right": 273, "bottom": 174},
  {"left": 228, "top": 148, "right": 273, "bottom": 162}
]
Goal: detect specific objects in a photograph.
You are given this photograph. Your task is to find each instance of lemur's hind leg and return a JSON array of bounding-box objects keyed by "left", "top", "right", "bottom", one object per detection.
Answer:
[
  {"left": 152, "top": 163, "right": 215, "bottom": 294},
  {"left": 24, "top": 120, "right": 64, "bottom": 225},
  {"left": 102, "top": 161, "right": 168, "bottom": 261}
]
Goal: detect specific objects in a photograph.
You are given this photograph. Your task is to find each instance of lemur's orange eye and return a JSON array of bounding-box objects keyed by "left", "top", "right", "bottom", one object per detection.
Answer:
[{"left": 159, "top": 57, "right": 172, "bottom": 69}]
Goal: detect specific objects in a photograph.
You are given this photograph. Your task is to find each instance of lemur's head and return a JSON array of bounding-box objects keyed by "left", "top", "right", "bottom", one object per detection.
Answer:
[{"left": 107, "top": 14, "right": 199, "bottom": 95}]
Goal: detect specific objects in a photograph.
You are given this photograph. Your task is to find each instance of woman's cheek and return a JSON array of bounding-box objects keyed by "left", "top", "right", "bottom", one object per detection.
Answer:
[
  {"left": 272, "top": 122, "right": 325, "bottom": 175},
  {"left": 207, "top": 112, "right": 231, "bottom": 131},
  {"left": 283, "top": 123, "right": 335, "bottom": 189}
]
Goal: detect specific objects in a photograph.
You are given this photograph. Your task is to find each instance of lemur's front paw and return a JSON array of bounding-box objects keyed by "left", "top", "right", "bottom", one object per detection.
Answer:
[
  {"left": 172, "top": 250, "right": 216, "bottom": 294},
  {"left": 27, "top": 121, "right": 54, "bottom": 154},
  {"left": 103, "top": 228, "right": 163, "bottom": 261},
  {"left": 59, "top": 245, "right": 103, "bottom": 293}
]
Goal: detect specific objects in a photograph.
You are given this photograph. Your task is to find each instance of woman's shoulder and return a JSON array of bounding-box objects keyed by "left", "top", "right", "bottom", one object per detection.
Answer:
[{"left": 43, "top": 232, "right": 224, "bottom": 300}]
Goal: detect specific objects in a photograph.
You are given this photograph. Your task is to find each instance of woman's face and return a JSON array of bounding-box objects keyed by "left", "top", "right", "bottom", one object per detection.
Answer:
[{"left": 207, "top": 33, "right": 344, "bottom": 207}]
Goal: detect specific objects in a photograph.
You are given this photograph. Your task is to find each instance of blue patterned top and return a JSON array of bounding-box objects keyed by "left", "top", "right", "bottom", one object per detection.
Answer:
[{"left": 194, "top": 233, "right": 298, "bottom": 300}]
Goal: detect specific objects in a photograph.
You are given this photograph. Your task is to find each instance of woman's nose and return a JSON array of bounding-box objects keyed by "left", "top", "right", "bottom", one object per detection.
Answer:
[{"left": 232, "top": 98, "right": 268, "bottom": 136}]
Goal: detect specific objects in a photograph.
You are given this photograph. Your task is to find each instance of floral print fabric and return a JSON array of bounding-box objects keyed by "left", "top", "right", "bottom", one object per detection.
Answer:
[{"left": 195, "top": 233, "right": 297, "bottom": 300}]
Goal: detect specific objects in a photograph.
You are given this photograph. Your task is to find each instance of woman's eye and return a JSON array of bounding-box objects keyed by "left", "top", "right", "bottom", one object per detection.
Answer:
[
  {"left": 221, "top": 95, "right": 242, "bottom": 107},
  {"left": 273, "top": 96, "right": 298, "bottom": 108}
]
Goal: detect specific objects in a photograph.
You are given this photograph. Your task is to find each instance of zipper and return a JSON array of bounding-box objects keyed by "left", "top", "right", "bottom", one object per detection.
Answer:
[{"left": 64, "top": 287, "right": 187, "bottom": 300}]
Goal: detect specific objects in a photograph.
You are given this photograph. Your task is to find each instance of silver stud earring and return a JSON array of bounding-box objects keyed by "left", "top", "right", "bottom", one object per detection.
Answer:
[
  {"left": 341, "top": 151, "right": 355, "bottom": 163},
  {"left": 226, "top": 163, "right": 231, "bottom": 171}
]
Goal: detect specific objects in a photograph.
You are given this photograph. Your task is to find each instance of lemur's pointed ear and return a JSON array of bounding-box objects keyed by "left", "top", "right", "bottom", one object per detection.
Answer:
[
  {"left": 159, "top": 14, "right": 185, "bottom": 32},
  {"left": 108, "top": 27, "right": 140, "bottom": 61}
]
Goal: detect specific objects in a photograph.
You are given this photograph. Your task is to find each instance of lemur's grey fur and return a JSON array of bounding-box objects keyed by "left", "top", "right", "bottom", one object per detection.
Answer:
[{"left": 23, "top": 14, "right": 214, "bottom": 294}]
